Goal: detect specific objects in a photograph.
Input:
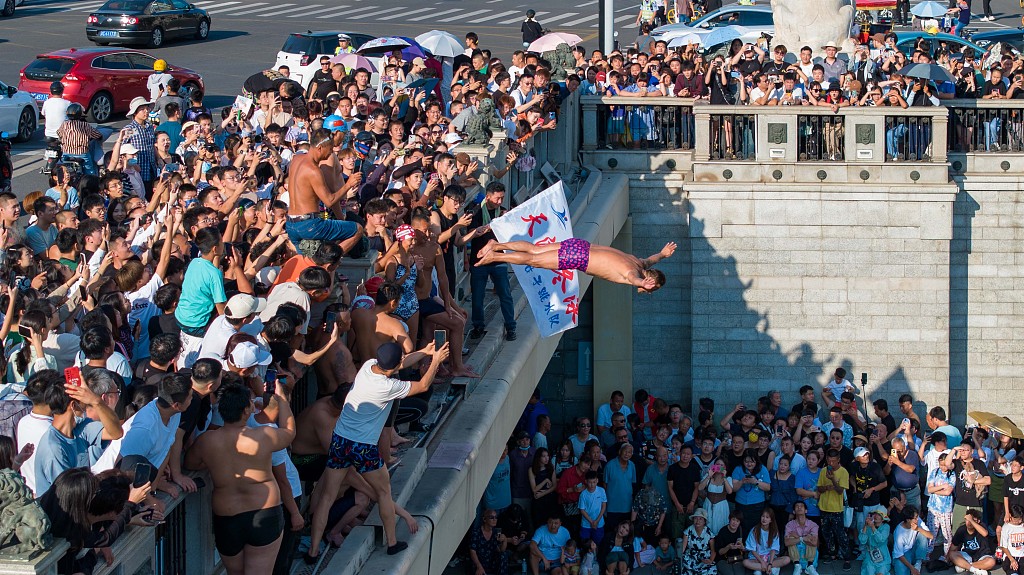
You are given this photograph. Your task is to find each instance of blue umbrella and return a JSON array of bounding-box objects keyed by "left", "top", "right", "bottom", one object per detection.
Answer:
[
  {"left": 910, "top": 1, "right": 947, "bottom": 18},
  {"left": 897, "top": 62, "right": 955, "bottom": 83},
  {"left": 702, "top": 25, "right": 752, "bottom": 48}
]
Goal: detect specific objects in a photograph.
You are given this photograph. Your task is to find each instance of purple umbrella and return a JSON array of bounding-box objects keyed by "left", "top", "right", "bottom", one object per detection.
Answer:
[{"left": 396, "top": 36, "right": 426, "bottom": 61}]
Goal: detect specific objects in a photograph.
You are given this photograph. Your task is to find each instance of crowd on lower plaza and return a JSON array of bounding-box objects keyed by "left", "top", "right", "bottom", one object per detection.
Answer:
[{"left": 472, "top": 375, "right": 1024, "bottom": 575}]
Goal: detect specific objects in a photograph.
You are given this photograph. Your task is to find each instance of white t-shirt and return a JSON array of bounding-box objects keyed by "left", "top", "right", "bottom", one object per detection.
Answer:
[
  {"left": 334, "top": 359, "right": 411, "bottom": 445},
  {"left": 197, "top": 315, "right": 239, "bottom": 364},
  {"left": 1001, "top": 522, "right": 1024, "bottom": 558},
  {"left": 16, "top": 412, "right": 53, "bottom": 495},
  {"left": 127, "top": 273, "right": 163, "bottom": 361},
  {"left": 262, "top": 422, "right": 302, "bottom": 499},
  {"left": 260, "top": 282, "right": 311, "bottom": 334},
  {"left": 147, "top": 73, "right": 174, "bottom": 102},
  {"left": 92, "top": 399, "right": 179, "bottom": 473},
  {"left": 75, "top": 350, "right": 133, "bottom": 383},
  {"left": 41, "top": 97, "right": 71, "bottom": 138}
]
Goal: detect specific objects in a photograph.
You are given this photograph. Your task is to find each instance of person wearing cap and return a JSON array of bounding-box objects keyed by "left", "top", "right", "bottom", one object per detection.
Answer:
[
  {"left": 819, "top": 42, "right": 846, "bottom": 86},
  {"left": 406, "top": 57, "right": 426, "bottom": 84},
  {"left": 197, "top": 294, "right": 267, "bottom": 364},
  {"left": 334, "top": 33, "right": 354, "bottom": 55},
  {"left": 119, "top": 96, "right": 158, "bottom": 191},
  {"left": 284, "top": 127, "right": 364, "bottom": 248},
  {"left": 382, "top": 224, "right": 423, "bottom": 337},
  {"left": 851, "top": 444, "right": 887, "bottom": 533},
  {"left": 307, "top": 340, "right": 450, "bottom": 559},
  {"left": 679, "top": 507, "right": 714, "bottom": 575},
  {"left": 224, "top": 338, "right": 273, "bottom": 381},
  {"left": 859, "top": 508, "right": 892, "bottom": 575}
]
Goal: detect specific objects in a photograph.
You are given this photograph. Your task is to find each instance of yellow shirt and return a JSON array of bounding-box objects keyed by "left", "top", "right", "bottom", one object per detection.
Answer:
[{"left": 817, "top": 466, "right": 849, "bottom": 513}]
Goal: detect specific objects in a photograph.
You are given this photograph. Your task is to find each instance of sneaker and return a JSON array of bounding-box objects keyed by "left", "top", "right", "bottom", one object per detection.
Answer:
[
  {"left": 843, "top": 560, "right": 852, "bottom": 571},
  {"left": 970, "top": 568, "right": 988, "bottom": 575},
  {"left": 822, "top": 555, "right": 833, "bottom": 564},
  {"left": 505, "top": 328, "right": 517, "bottom": 341},
  {"left": 807, "top": 566, "right": 820, "bottom": 575},
  {"left": 793, "top": 564, "right": 803, "bottom": 575},
  {"left": 468, "top": 328, "right": 485, "bottom": 340},
  {"left": 955, "top": 566, "right": 967, "bottom": 573}
]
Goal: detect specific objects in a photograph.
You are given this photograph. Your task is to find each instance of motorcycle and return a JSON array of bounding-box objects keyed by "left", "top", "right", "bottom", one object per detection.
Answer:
[
  {"left": 0, "top": 131, "right": 11, "bottom": 193},
  {"left": 41, "top": 137, "right": 61, "bottom": 176}
]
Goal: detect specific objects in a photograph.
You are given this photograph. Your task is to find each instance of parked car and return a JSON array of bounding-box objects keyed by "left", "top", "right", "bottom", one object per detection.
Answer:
[
  {"left": 648, "top": 4, "right": 774, "bottom": 46},
  {"left": 894, "top": 31, "right": 987, "bottom": 58},
  {"left": 969, "top": 28, "right": 1024, "bottom": 53},
  {"left": 18, "top": 48, "right": 204, "bottom": 123},
  {"left": 0, "top": 79, "right": 38, "bottom": 142},
  {"left": 2, "top": 0, "right": 20, "bottom": 17},
  {"left": 275, "top": 31, "right": 375, "bottom": 89},
  {"left": 86, "top": 0, "right": 211, "bottom": 48}
]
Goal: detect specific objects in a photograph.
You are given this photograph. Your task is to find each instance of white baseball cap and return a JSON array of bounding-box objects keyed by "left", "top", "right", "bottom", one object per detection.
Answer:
[
  {"left": 119, "top": 143, "right": 139, "bottom": 156},
  {"left": 229, "top": 341, "right": 272, "bottom": 369},
  {"left": 225, "top": 293, "right": 267, "bottom": 319}
]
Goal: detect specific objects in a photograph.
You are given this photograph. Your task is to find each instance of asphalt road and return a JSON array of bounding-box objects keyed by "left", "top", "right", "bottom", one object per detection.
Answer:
[{"left": 0, "top": 0, "right": 1021, "bottom": 194}]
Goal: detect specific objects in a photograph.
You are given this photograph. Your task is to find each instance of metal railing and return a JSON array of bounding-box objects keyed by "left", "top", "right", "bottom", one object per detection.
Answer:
[
  {"left": 948, "top": 106, "right": 1024, "bottom": 153},
  {"left": 709, "top": 113, "right": 757, "bottom": 160},
  {"left": 884, "top": 114, "right": 934, "bottom": 161},
  {"left": 798, "top": 115, "right": 846, "bottom": 161},
  {"left": 592, "top": 99, "right": 696, "bottom": 150}
]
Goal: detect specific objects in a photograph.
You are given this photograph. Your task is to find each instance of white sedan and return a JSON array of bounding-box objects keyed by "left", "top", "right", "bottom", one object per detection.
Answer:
[{"left": 0, "top": 80, "right": 39, "bottom": 142}]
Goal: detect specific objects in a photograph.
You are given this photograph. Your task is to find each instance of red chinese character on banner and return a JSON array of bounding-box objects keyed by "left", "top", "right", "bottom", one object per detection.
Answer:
[
  {"left": 535, "top": 236, "right": 557, "bottom": 246},
  {"left": 563, "top": 295, "right": 579, "bottom": 323},
  {"left": 551, "top": 269, "right": 574, "bottom": 293},
  {"left": 521, "top": 213, "right": 548, "bottom": 237}
]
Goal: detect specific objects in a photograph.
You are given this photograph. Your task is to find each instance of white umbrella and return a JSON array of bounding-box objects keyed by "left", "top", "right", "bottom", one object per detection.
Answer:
[
  {"left": 357, "top": 36, "right": 411, "bottom": 54},
  {"left": 702, "top": 25, "right": 751, "bottom": 48},
  {"left": 415, "top": 30, "right": 464, "bottom": 58},
  {"left": 667, "top": 32, "right": 704, "bottom": 48},
  {"left": 527, "top": 32, "right": 583, "bottom": 53},
  {"left": 910, "top": 1, "right": 948, "bottom": 18}
]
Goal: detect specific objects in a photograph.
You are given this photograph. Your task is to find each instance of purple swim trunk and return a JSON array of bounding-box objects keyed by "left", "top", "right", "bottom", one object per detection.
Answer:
[{"left": 557, "top": 238, "right": 591, "bottom": 272}]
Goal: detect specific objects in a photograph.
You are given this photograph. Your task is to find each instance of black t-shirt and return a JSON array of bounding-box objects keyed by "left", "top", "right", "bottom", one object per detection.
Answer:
[
  {"left": 736, "top": 58, "right": 762, "bottom": 77},
  {"left": 982, "top": 81, "right": 1008, "bottom": 99},
  {"left": 714, "top": 525, "right": 745, "bottom": 562},
  {"left": 178, "top": 387, "right": 211, "bottom": 443},
  {"left": 951, "top": 525, "right": 993, "bottom": 561},
  {"left": 313, "top": 79, "right": 343, "bottom": 101},
  {"left": 467, "top": 202, "right": 505, "bottom": 264},
  {"left": 1006, "top": 473, "right": 1024, "bottom": 510},
  {"left": 309, "top": 68, "right": 333, "bottom": 90},
  {"left": 723, "top": 450, "right": 747, "bottom": 476},
  {"left": 148, "top": 312, "right": 180, "bottom": 341},
  {"left": 952, "top": 458, "right": 990, "bottom": 507},
  {"left": 133, "top": 361, "right": 173, "bottom": 388},
  {"left": 879, "top": 414, "right": 898, "bottom": 437},
  {"left": 668, "top": 461, "right": 701, "bottom": 506},
  {"left": 851, "top": 461, "right": 887, "bottom": 506}
]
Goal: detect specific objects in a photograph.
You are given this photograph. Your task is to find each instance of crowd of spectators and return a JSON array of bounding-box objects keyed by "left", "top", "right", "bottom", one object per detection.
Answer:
[
  {"left": 0, "top": 25, "right": 581, "bottom": 575},
  {"left": 473, "top": 371, "right": 1024, "bottom": 575}
]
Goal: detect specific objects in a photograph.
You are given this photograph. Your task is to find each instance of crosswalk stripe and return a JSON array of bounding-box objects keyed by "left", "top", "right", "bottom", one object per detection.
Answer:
[
  {"left": 576, "top": 0, "right": 597, "bottom": 6},
  {"left": 499, "top": 10, "right": 546, "bottom": 24},
  {"left": 210, "top": 1, "right": 269, "bottom": 14},
  {"left": 348, "top": 5, "right": 407, "bottom": 19},
  {"left": 19, "top": 0, "right": 94, "bottom": 11},
  {"left": 190, "top": 0, "right": 241, "bottom": 10},
  {"left": 289, "top": 4, "right": 346, "bottom": 16},
  {"left": 69, "top": 3, "right": 103, "bottom": 11},
  {"left": 258, "top": 4, "right": 321, "bottom": 16},
  {"left": 541, "top": 12, "right": 580, "bottom": 24},
  {"left": 221, "top": 2, "right": 292, "bottom": 14},
  {"left": 561, "top": 13, "right": 597, "bottom": 25},
  {"left": 468, "top": 9, "right": 518, "bottom": 22},
  {"left": 317, "top": 4, "right": 379, "bottom": 17},
  {"left": 615, "top": 6, "right": 634, "bottom": 11},
  {"left": 407, "top": 7, "right": 460, "bottom": 20},
  {"left": 438, "top": 8, "right": 489, "bottom": 21},
  {"left": 614, "top": 14, "right": 634, "bottom": 22},
  {"left": 386, "top": 6, "right": 433, "bottom": 18}
]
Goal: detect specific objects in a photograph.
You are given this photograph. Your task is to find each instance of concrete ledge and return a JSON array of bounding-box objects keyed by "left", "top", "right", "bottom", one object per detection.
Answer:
[
  {"left": 364, "top": 447, "right": 428, "bottom": 530},
  {"left": 0, "top": 541, "right": 70, "bottom": 575},
  {"left": 322, "top": 526, "right": 376, "bottom": 575}
]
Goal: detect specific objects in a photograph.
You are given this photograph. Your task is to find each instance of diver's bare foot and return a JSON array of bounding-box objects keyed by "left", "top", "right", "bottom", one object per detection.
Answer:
[
  {"left": 451, "top": 367, "right": 481, "bottom": 378},
  {"left": 477, "top": 240, "right": 498, "bottom": 264},
  {"left": 391, "top": 432, "right": 412, "bottom": 447}
]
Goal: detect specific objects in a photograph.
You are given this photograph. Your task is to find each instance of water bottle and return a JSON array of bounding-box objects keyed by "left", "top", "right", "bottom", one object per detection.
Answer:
[
  {"left": 521, "top": 558, "right": 527, "bottom": 573},
  {"left": 797, "top": 539, "right": 808, "bottom": 568}
]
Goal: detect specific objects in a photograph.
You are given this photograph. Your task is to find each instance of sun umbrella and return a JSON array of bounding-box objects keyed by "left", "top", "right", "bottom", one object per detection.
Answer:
[
  {"left": 415, "top": 30, "right": 464, "bottom": 58},
  {"left": 330, "top": 52, "right": 377, "bottom": 73},
  {"left": 702, "top": 25, "right": 751, "bottom": 48},
  {"left": 985, "top": 416, "right": 1024, "bottom": 440},
  {"left": 527, "top": 32, "right": 583, "bottom": 53},
  {"left": 896, "top": 62, "right": 955, "bottom": 83},
  {"left": 910, "top": 0, "right": 948, "bottom": 18},
  {"left": 357, "top": 36, "right": 411, "bottom": 54},
  {"left": 393, "top": 36, "right": 427, "bottom": 62},
  {"left": 667, "top": 32, "right": 704, "bottom": 48},
  {"left": 969, "top": 411, "right": 1002, "bottom": 427}
]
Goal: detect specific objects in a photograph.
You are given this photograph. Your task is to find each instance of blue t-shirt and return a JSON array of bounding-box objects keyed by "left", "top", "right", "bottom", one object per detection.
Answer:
[
  {"left": 483, "top": 456, "right": 511, "bottom": 511},
  {"left": 532, "top": 525, "right": 571, "bottom": 561},
  {"left": 34, "top": 420, "right": 105, "bottom": 496},
  {"left": 579, "top": 486, "right": 607, "bottom": 528},
  {"left": 604, "top": 460, "right": 637, "bottom": 513},
  {"left": 731, "top": 465, "right": 770, "bottom": 505},
  {"left": 175, "top": 257, "right": 227, "bottom": 329},
  {"left": 643, "top": 463, "right": 670, "bottom": 502},
  {"left": 796, "top": 467, "right": 823, "bottom": 516},
  {"left": 936, "top": 425, "right": 963, "bottom": 449},
  {"left": 45, "top": 186, "right": 80, "bottom": 210}
]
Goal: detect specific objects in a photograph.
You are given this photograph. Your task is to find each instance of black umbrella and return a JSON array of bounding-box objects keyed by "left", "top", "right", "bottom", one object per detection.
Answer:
[{"left": 896, "top": 63, "right": 955, "bottom": 84}]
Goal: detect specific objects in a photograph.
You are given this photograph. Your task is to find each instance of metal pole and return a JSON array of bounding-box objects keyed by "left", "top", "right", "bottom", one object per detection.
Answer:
[{"left": 599, "top": 0, "right": 615, "bottom": 54}]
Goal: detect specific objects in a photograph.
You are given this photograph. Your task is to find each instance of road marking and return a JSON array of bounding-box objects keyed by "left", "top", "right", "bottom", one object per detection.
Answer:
[
  {"left": 212, "top": 1, "right": 267, "bottom": 13},
  {"left": 499, "top": 10, "right": 546, "bottom": 23},
  {"left": 407, "top": 7, "right": 460, "bottom": 20},
  {"left": 541, "top": 12, "right": 581, "bottom": 24},
  {"left": 68, "top": 2, "right": 103, "bottom": 11},
  {"left": 560, "top": 13, "right": 598, "bottom": 25},
  {"left": 615, "top": 5, "right": 634, "bottom": 11},
  {"left": 316, "top": 4, "right": 379, "bottom": 17},
  {"left": 576, "top": 0, "right": 597, "bottom": 6},
  {"left": 257, "top": 4, "right": 322, "bottom": 16},
  {"left": 18, "top": 0, "right": 94, "bottom": 11},
  {"left": 222, "top": 2, "right": 295, "bottom": 14},
  {"left": 614, "top": 14, "right": 634, "bottom": 22},
  {"left": 348, "top": 5, "right": 408, "bottom": 18},
  {"left": 188, "top": 0, "right": 241, "bottom": 11},
  {"left": 289, "top": 4, "right": 347, "bottom": 16},
  {"left": 438, "top": 8, "right": 490, "bottom": 21},
  {"left": 468, "top": 9, "right": 518, "bottom": 22},
  {"left": 385, "top": 6, "right": 433, "bottom": 18},
  {"left": 13, "top": 156, "right": 43, "bottom": 179}
]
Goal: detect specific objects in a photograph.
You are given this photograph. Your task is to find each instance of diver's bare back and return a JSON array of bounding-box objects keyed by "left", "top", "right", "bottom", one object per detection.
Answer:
[
  {"left": 287, "top": 154, "right": 321, "bottom": 215},
  {"left": 585, "top": 244, "right": 646, "bottom": 285}
]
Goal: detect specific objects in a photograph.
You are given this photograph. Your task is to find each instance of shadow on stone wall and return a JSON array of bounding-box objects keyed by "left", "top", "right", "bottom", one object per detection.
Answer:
[{"left": 948, "top": 190, "right": 978, "bottom": 429}]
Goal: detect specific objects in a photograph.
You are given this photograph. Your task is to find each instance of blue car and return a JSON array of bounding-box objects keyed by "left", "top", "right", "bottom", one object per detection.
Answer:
[
  {"left": 970, "top": 28, "right": 1024, "bottom": 52},
  {"left": 894, "top": 31, "right": 988, "bottom": 57}
]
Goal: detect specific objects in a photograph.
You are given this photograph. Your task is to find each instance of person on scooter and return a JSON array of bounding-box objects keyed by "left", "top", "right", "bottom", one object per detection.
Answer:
[
  {"left": 41, "top": 82, "right": 70, "bottom": 142},
  {"left": 56, "top": 104, "right": 102, "bottom": 177}
]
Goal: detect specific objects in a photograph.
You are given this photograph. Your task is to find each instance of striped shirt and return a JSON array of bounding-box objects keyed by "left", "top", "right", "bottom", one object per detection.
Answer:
[{"left": 57, "top": 120, "right": 101, "bottom": 156}]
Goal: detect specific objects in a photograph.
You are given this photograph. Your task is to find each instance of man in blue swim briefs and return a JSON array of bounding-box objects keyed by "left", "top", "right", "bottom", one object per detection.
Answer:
[
  {"left": 284, "top": 128, "right": 364, "bottom": 252},
  {"left": 477, "top": 238, "right": 677, "bottom": 292}
]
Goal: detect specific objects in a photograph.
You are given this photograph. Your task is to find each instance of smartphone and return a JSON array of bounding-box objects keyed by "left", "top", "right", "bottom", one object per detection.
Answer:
[
  {"left": 165, "top": 163, "right": 179, "bottom": 173},
  {"left": 64, "top": 366, "right": 82, "bottom": 387},
  {"left": 265, "top": 368, "right": 278, "bottom": 396},
  {"left": 133, "top": 461, "right": 153, "bottom": 488},
  {"left": 325, "top": 311, "right": 337, "bottom": 325},
  {"left": 434, "top": 329, "right": 446, "bottom": 351}
]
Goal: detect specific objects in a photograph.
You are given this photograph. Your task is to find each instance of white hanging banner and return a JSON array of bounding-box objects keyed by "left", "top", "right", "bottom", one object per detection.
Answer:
[{"left": 488, "top": 182, "right": 580, "bottom": 337}]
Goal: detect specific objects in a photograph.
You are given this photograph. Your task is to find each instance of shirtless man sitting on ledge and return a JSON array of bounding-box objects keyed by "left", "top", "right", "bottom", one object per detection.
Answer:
[
  {"left": 285, "top": 127, "right": 364, "bottom": 252},
  {"left": 477, "top": 239, "right": 676, "bottom": 292}
]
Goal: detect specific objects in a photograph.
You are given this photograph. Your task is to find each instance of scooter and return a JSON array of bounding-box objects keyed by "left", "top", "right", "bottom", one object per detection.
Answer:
[
  {"left": 41, "top": 137, "right": 61, "bottom": 176},
  {"left": 0, "top": 131, "right": 11, "bottom": 193}
]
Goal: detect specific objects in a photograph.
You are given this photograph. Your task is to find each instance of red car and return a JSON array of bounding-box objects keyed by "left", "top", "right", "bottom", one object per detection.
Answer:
[{"left": 17, "top": 47, "right": 204, "bottom": 123}]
